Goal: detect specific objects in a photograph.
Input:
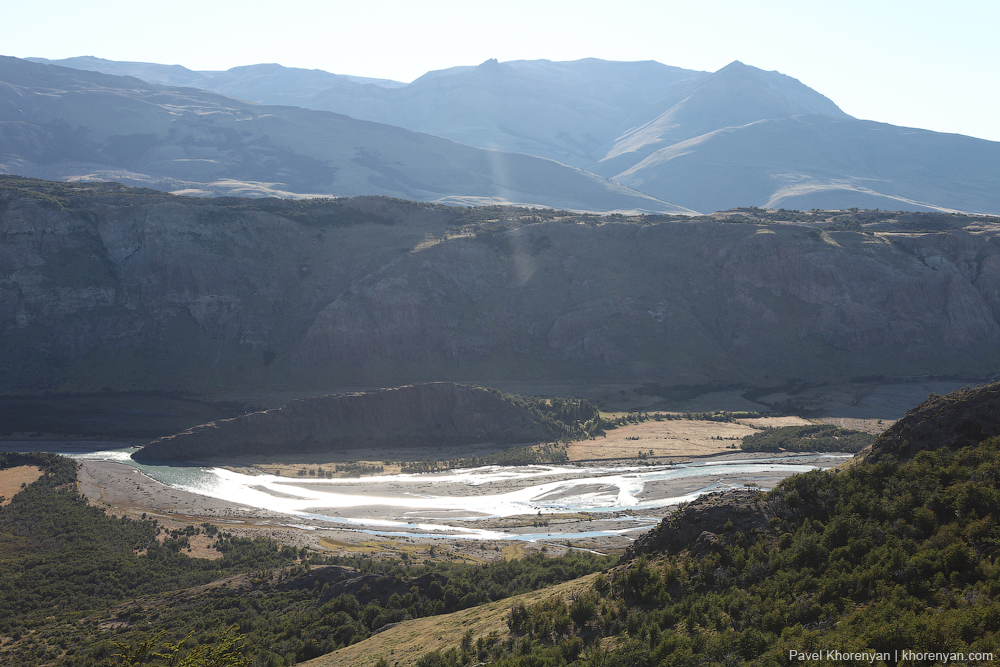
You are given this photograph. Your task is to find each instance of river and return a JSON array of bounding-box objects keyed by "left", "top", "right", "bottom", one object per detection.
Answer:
[{"left": 54, "top": 447, "right": 849, "bottom": 541}]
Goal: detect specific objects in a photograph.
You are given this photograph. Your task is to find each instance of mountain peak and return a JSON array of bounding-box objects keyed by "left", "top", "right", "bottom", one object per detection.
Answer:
[
  {"left": 475, "top": 57, "right": 509, "bottom": 76},
  {"left": 719, "top": 60, "right": 749, "bottom": 70},
  {"left": 695, "top": 59, "right": 848, "bottom": 118},
  {"left": 713, "top": 60, "right": 768, "bottom": 80}
]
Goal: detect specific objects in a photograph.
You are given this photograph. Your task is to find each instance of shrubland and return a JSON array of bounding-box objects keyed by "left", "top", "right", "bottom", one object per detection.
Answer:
[{"left": 740, "top": 424, "right": 874, "bottom": 453}]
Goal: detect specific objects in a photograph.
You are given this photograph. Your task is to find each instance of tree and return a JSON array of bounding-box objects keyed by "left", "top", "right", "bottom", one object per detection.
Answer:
[{"left": 112, "top": 625, "right": 249, "bottom": 667}]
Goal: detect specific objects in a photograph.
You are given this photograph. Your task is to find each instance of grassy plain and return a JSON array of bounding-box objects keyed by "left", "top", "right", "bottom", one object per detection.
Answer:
[{"left": 566, "top": 416, "right": 813, "bottom": 461}]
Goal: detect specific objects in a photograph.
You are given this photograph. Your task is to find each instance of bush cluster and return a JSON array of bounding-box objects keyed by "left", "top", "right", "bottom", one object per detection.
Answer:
[{"left": 740, "top": 424, "right": 874, "bottom": 453}]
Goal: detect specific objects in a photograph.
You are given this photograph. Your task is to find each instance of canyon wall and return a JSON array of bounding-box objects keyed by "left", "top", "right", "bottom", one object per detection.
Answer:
[{"left": 4, "top": 183, "right": 1000, "bottom": 393}]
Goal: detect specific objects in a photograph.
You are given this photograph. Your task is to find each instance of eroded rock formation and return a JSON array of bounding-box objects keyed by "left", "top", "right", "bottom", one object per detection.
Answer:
[{"left": 5, "top": 182, "right": 1000, "bottom": 393}]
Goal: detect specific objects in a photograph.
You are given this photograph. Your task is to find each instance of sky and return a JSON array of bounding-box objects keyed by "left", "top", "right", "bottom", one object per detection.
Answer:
[{"left": 5, "top": 0, "right": 999, "bottom": 142}]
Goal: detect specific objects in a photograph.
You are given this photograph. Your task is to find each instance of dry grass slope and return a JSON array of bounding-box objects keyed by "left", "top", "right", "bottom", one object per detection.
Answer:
[
  {"left": 0, "top": 466, "right": 43, "bottom": 505},
  {"left": 301, "top": 574, "right": 600, "bottom": 667}
]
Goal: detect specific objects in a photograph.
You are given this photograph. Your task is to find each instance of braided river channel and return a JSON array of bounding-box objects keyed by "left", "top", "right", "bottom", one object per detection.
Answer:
[{"left": 59, "top": 448, "right": 851, "bottom": 542}]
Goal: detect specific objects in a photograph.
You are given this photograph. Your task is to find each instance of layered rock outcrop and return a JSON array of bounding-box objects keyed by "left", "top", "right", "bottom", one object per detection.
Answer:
[
  {"left": 5, "top": 182, "right": 1000, "bottom": 393},
  {"left": 132, "top": 383, "right": 558, "bottom": 461}
]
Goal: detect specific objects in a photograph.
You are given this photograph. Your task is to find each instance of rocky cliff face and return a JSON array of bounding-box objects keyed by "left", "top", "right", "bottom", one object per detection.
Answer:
[
  {"left": 4, "top": 180, "right": 1000, "bottom": 394},
  {"left": 862, "top": 382, "right": 1000, "bottom": 463},
  {"left": 132, "top": 382, "right": 558, "bottom": 461},
  {"left": 622, "top": 488, "right": 774, "bottom": 561}
]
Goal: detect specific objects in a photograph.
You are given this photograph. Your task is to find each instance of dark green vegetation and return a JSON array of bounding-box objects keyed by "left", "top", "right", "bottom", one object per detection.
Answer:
[
  {"left": 110, "top": 624, "right": 250, "bottom": 667},
  {"left": 408, "top": 384, "right": 1000, "bottom": 666},
  {"left": 0, "top": 453, "right": 296, "bottom": 665},
  {"left": 501, "top": 394, "right": 602, "bottom": 441},
  {"left": 131, "top": 385, "right": 601, "bottom": 462},
  {"left": 609, "top": 410, "right": 765, "bottom": 427},
  {"left": 740, "top": 424, "right": 874, "bottom": 453},
  {"left": 0, "top": 452, "right": 612, "bottom": 666}
]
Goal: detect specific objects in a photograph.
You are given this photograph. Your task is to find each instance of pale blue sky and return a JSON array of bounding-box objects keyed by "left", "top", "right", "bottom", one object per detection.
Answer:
[{"left": 5, "top": 0, "right": 998, "bottom": 141}]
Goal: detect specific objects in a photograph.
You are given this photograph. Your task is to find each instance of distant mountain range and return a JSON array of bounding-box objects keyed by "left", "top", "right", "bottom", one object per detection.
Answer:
[
  {"left": 24, "top": 55, "right": 408, "bottom": 101},
  {"left": 8, "top": 55, "right": 1000, "bottom": 214},
  {"left": 0, "top": 57, "right": 680, "bottom": 213}
]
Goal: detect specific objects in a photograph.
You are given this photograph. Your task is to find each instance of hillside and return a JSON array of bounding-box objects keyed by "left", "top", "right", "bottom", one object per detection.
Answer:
[
  {"left": 26, "top": 56, "right": 407, "bottom": 94},
  {"left": 4, "top": 178, "right": 1000, "bottom": 395},
  {"left": 28, "top": 56, "right": 703, "bottom": 170},
  {"left": 308, "top": 58, "right": 704, "bottom": 169},
  {"left": 861, "top": 382, "right": 1000, "bottom": 463},
  {"left": 380, "top": 383, "right": 1000, "bottom": 666},
  {"left": 0, "top": 452, "right": 614, "bottom": 665},
  {"left": 629, "top": 382, "right": 1000, "bottom": 561},
  {"left": 596, "top": 60, "right": 849, "bottom": 176},
  {"left": 612, "top": 114, "right": 1000, "bottom": 214},
  {"left": 132, "top": 383, "right": 594, "bottom": 462},
  {"left": 0, "top": 56, "right": 680, "bottom": 213}
]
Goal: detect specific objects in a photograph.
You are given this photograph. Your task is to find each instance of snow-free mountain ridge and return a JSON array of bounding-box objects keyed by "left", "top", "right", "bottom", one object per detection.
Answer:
[
  {"left": 7, "top": 55, "right": 1000, "bottom": 214},
  {"left": 0, "top": 56, "right": 684, "bottom": 213}
]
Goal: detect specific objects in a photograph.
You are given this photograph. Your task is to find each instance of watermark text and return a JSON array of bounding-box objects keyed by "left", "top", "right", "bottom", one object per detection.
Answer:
[{"left": 789, "top": 649, "right": 994, "bottom": 663}]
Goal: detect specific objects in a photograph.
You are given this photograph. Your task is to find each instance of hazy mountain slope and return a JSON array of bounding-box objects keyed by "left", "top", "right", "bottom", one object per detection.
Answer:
[
  {"left": 596, "top": 60, "right": 850, "bottom": 176},
  {"left": 208, "top": 57, "right": 1000, "bottom": 216},
  {"left": 4, "top": 179, "right": 1000, "bottom": 395},
  {"left": 614, "top": 114, "right": 1000, "bottom": 213},
  {"left": 26, "top": 56, "right": 405, "bottom": 94},
  {"left": 25, "top": 55, "right": 213, "bottom": 87},
  {"left": 20, "top": 55, "right": 1000, "bottom": 215},
  {"left": 0, "top": 57, "right": 680, "bottom": 212},
  {"left": 26, "top": 57, "right": 702, "bottom": 169},
  {"left": 309, "top": 58, "right": 704, "bottom": 168},
  {"left": 196, "top": 63, "right": 405, "bottom": 107}
]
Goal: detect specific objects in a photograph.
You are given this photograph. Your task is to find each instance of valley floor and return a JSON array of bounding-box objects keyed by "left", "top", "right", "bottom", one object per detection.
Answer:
[
  {"left": 5, "top": 409, "right": 886, "bottom": 562},
  {"left": 70, "top": 452, "right": 844, "bottom": 562}
]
